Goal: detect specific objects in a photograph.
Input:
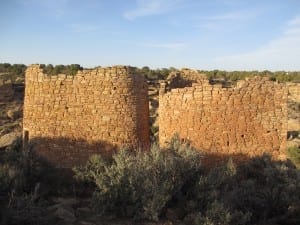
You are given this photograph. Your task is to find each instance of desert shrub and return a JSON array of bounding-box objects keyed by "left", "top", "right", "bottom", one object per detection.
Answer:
[
  {"left": 230, "top": 156, "right": 300, "bottom": 222},
  {"left": 180, "top": 155, "right": 300, "bottom": 225},
  {"left": 287, "top": 146, "right": 300, "bottom": 168},
  {"left": 180, "top": 159, "right": 251, "bottom": 225},
  {"left": 0, "top": 140, "right": 29, "bottom": 194},
  {"left": 0, "top": 138, "right": 80, "bottom": 201},
  {"left": 0, "top": 142, "right": 48, "bottom": 225},
  {"left": 185, "top": 201, "right": 251, "bottom": 225},
  {"left": 0, "top": 141, "right": 74, "bottom": 224},
  {"left": 150, "top": 125, "right": 159, "bottom": 136},
  {"left": 3, "top": 193, "right": 55, "bottom": 225},
  {"left": 74, "top": 136, "right": 202, "bottom": 221}
]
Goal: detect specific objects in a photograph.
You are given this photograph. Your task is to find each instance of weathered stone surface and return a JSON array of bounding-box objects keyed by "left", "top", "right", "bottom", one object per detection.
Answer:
[
  {"left": 287, "top": 82, "right": 300, "bottom": 102},
  {"left": 159, "top": 71, "right": 289, "bottom": 164},
  {"left": 52, "top": 197, "right": 79, "bottom": 207},
  {"left": 0, "top": 131, "right": 21, "bottom": 149},
  {"left": 7, "top": 107, "right": 21, "bottom": 120},
  {"left": 23, "top": 65, "right": 150, "bottom": 168},
  {"left": 76, "top": 207, "right": 92, "bottom": 217},
  {"left": 53, "top": 207, "right": 76, "bottom": 223}
]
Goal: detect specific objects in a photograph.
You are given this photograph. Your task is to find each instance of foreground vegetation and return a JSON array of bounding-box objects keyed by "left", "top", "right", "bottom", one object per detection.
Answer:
[
  {"left": 0, "top": 140, "right": 79, "bottom": 225},
  {"left": 74, "top": 137, "right": 300, "bottom": 224},
  {"left": 287, "top": 146, "right": 300, "bottom": 169},
  {"left": 0, "top": 137, "right": 299, "bottom": 224}
]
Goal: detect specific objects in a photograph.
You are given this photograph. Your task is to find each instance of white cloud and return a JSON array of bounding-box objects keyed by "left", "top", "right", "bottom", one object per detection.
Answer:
[
  {"left": 213, "top": 16, "right": 300, "bottom": 71},
  {"left": 124, "top": 0, "right": 181, "bottom": 20},
  {"left": 206, "top": 11, "right": 251, "bottom": 21},
  {"left": 288, "top": 16, "right": 300, "bottom": 26},
  {"left": 196, "top": 9, "right": 259, "bottom": 31},
  {"left": 139, "top": 42, "right": 186, "bottom": 49}
]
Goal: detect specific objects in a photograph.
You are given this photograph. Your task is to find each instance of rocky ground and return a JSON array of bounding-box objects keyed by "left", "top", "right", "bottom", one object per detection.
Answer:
[
  {"left": 0, "top": 84, "right": 23, "bottom": 150},
  {"left": 287, "top": 92, "right": 300, "bottom": 148},
  {"left": 43, "top": 197, "right": 177, "bottom": 225}
]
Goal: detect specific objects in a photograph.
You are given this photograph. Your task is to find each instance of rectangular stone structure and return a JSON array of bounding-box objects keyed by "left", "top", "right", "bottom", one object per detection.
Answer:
[{"left": 159, "top": 73, "right": 288, "bottom": 165}]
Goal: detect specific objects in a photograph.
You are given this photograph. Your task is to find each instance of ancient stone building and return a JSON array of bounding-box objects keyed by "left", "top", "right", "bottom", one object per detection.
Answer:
[
  {"left": 23, "top": 65, "right": 150, "bottom": 168},
  {"left": 287, "top": 82, "right": 300, "bottom": 133},
  {"left": 159, "top": 70, "right": 288, "bottom": 165},
  {"left": 165, "top": 69, "right": 206, "bottom": 89},
  {"left": 23, "top": 65, "right": 292, "bottom": 168}
]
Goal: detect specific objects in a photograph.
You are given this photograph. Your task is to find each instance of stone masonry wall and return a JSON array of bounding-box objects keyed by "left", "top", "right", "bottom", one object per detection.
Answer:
[
  {"left": 23, "top": 65, "right": 150, "bottom": 168},
  {"left": 287, "top": 83, "right": 300, "bottom": 102},
  {"left": 287, "top": 82, "right": 300, "bottom": 132},
  {"left": 159, "top": 73, "right": 288, "bottom": 165},
  {"left": 166, "top": 69, "right": 207, "bottom": 90}
]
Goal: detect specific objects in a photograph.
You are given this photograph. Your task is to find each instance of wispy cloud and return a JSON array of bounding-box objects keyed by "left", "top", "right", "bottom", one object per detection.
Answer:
[
  {"left": 206, "top": 11, "right": 252, "bottom": 21},
  {"left": 139, "top": 42, "right": 186, "bottom": 49},
  {"left": 124, "top": 0, "right": 181, "bottom": 20},
  {"left": 213, "top": 16, "right": 300, "bottom": 70},
  {"left": 196, "top": 9, "right": 259, "bottom": 31}
]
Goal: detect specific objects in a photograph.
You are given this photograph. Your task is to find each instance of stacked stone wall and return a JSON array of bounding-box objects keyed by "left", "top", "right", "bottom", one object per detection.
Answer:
[
  {"left": 159, "top": 74, "right": 288, "bottom": 165},
  {"left": 166, "top": 69, "right": 206, "bottom": 89},
  {"left": 23, "top": 65, "right": 150, "bottom": 168},
  {"left": 287, "top": 83, "right": 300, "bottom": 102},
  {"left": 287, "top": 82, "right": 300, "bottom": 132}
]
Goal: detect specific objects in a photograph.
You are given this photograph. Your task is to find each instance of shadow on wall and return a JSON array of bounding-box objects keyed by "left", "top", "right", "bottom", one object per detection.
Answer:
[
  {"left": 200, "top": 152, "right": 255, "bottom": 170},
  {"left": 25, "top": 135, "right": 288, "bottom": 171},
  {"left": 162, "top": 134, "right": 286, "bottom": 169},
  {"left": 27, "top": 136, "right": 119, "bottom": 168},
  {"left": 167, "top": 76, "right": 196, "bottom": 90}
]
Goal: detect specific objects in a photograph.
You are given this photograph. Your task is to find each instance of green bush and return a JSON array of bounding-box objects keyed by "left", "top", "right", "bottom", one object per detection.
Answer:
[
  {"left": 231, "top": 156, "right": 299, "bottom": 222},
  {"left": 186, "top": 201, "right": 251, "bottom": 225},
  {"left": 40, "top": 64, "right": 83, "bottom": 76},
  {"left": 0, "top": 138, "right": 77, "bottom": 199},
  {"left": 180, "top": 155, "right": 300, "bottom": 225},
  {"left": 287, "top": 146, "right": 300, "bottom": 168},
  {"left": 74, "top": 136, "right": 202, "bottom": 221},
  {"left": 74, "top": 139, "right": 300, "bottom": 224},
  {"left": 3, "top": 193, "right": 54, "bottom": 225},
  {"left": 0, "top": 140, "right": 29, "bottom": 194},
  {"left": 0, "top": 141, "right": 75, "bottom": 225}
]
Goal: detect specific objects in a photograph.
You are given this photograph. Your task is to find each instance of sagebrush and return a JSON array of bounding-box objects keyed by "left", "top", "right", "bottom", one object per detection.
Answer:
[
  {"left": 75, "top": 140, "right": 300, "bottom": 224},
  {"left": 74, "top": 136, "right": 202, "bottom": 221}
]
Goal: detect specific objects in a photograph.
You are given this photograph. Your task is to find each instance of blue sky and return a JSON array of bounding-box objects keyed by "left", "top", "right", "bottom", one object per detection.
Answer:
[{"left": 1, "top": 0, "right": 300, "bottom": 71}]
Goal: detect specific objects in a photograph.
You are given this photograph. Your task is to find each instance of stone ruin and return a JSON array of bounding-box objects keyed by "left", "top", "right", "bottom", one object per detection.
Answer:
[
  {"left": 23, "top": 65, "right": 150, "bottom": 167},
  {"left": 159, "top": 69, "right": 288, "bottom": 165},
  {"left": 23, "top": 65, "right": 290, "bottom": 168}
]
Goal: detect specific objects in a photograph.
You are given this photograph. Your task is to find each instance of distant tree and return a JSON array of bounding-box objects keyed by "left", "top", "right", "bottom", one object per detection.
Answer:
[
  {"left": 141, "top": 66, "right": 150, "bottom": 72},
  {"left": 68, "top": 64, "right": 82, "bottom": 75},
  {"left": 160, "top": 68, "right": 170, "bottom": 78},
  {"left": 169, "top": 67, "right": 177, "bottom": 72}
]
